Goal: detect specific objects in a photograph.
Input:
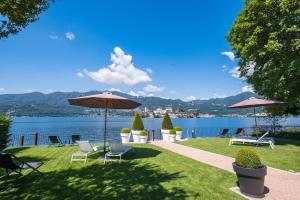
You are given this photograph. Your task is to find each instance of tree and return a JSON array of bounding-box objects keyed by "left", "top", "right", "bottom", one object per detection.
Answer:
[
  {"left": 0, "top": 0, "right": 53, "bottom": 38},
  {"left": 161, "top": 113, "right": 173, "bottom": 130},
  {"left": 132, "top": 113, "right": 144, "bottom": 131},
  {"left": 0, "top": 115, "right": 11, "bottom": 150},
  {"left": 227, "top": 0, "right": 300, "bottom": 114}
]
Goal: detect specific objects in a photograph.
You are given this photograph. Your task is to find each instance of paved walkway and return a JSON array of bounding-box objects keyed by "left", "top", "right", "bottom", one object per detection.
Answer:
[{"left": 151, "top": 140, "right": 300, "bottom": 200}]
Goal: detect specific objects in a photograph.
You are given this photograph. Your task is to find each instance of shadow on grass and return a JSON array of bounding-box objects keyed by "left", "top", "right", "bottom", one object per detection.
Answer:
[
  {"left": 274, "top": 138, "right": 300, "bottom": 147},
  {"left": 1, "top": 162, "right": 188, "bottom": 200}
]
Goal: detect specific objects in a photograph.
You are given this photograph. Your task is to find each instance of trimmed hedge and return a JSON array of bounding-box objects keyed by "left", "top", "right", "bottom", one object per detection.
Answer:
[
  {"left": 121, "top": 128, "right": 130, "bottom": 134},
  {"left": 140, "top": 130, "right": 148, "bottom": 136},
  {"left": 169, "top": 129, "right": 176, "bottom": 135},
  {"left": 0, "top": 115, "right": 11, "bottom": 150},
  {"left": 236, "top": 148, "right": 262, "bottom": 169},
  {"left": 132, "top": 113, "right": 144, "bottom": 131},
  {"left": 161, "top": 113, "right": 173, "bottom": 130},
  {"left": 175, "top": 126, "right": 182, "bottom": 131}
]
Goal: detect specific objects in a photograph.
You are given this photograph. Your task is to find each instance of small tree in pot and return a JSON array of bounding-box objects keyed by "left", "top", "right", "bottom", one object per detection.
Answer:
[
  {"left": 132, "top": 113, "right": 144, "bottom": 143},
  {"left": 174, "top": 126, "right": 182, "bottom": 140},
  {"left": 0, "top": 115, "right": 12, "bottom": 150},
  {"left": 120, "top": 128, "right": 130, "bottom": 143},
  {"left": 139, "top": 130, "right": 148, "bottom": 144},
  {"left": 233, "top": 148, "right": 267, "bottom": 197},
  {"left": 161, "top": 113, "right": 173, "bottom": 141},
  {"left": 168, "top": 129, "right": 176, "bottom": 142}
]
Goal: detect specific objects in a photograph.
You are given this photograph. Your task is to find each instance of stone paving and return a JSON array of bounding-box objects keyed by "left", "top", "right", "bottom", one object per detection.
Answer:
[{"left": 151, "top": 140, "right": 300, "bottom": 200}]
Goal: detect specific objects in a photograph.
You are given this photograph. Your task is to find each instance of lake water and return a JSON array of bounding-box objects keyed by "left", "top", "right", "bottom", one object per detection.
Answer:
[{"left": 9, "top": 116, "right": 300, "bottom": 146}]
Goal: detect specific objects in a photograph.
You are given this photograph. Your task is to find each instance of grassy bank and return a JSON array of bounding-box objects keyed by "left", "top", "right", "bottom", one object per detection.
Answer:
[
  {"left": 179, "top": 138, "right": 300, "bottom": 172},
  {"left": 1, "top": 144, "right": 242, "bottom": 200}
]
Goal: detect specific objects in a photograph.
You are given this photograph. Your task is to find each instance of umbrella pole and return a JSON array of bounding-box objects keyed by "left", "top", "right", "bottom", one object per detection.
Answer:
[
  {"left": 104, "top": 106, "right": 108, "bottom": 153},
  {"left": 253, "top": 107, "right": 258, "bottom": 137}
]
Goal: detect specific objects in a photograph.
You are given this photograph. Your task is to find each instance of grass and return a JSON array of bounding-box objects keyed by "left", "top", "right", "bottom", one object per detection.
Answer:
[
  {"left": 0, "top": 144, "right": 243, "bottom": 200},
  {"left": 179, "top": 138, "right": 300, "bottom": 172}
]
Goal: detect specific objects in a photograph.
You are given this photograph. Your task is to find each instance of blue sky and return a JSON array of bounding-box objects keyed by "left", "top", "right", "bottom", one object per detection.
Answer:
[{"left": 0, "top": 0, "right": 252, "bottom": 100}]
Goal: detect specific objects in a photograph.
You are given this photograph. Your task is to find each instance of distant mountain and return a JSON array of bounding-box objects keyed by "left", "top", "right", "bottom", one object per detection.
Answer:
[{"left": 0, "top": 91, "right": 260, "bottom": 116}]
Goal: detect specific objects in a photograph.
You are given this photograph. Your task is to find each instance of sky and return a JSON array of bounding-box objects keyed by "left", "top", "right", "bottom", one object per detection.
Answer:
[{"left": 0, "top": 0, "right": 253, "bottom": 101}]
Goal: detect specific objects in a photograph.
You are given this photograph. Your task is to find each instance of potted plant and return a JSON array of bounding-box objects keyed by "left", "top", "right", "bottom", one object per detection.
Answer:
[
  {"left": 131, "top": 113, "right": 144, "bottom": 143},
  {"left": 161, "top": 113, "right": 173, "bottom": 141},
  {"left": 139, "top": 130, "right": 148, "bottom": 144},
  {"left": 175, "top": 126, "right": 182, "bottom": 140},
  {"left": 233, "top": 148, "right": 267, "bottom": 197},
  {"left": 168, "top": 129, "right": 176, "bottom": 142},
  {"left": 120, "top": 128, "right": 130, "bottom": 143}
]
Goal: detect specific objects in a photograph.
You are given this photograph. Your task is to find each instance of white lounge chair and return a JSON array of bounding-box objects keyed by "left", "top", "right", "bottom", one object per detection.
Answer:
[
  {"left": 70, "top": 141, "right": 104, "bottom": 163},
  {"left": 229, "top": 131, "right": 275, "bottom": 149},
  {"left": 104, "top": 142, "right": 133, "bottom": 164}
]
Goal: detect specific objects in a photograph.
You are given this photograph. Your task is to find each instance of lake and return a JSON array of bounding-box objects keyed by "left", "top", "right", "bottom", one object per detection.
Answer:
[{"left": 9, "top": 116, "right": 300, "bottom": 145}]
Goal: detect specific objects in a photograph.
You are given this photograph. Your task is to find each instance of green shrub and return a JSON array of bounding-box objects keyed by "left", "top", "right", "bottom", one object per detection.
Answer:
[
  {"left": 169, "top": 129, "right": 176, "bottom": 135},
  {"left": 175, "top": 126, "right": 182, "bottom": 131},
  {"left": 235, "top": 148, "right": 263, "bottom": 169},
  {"left": 132, "top": 113, "right": 144, "bottom": 130},
  {"left": 140, "top": 130, "right": 148, "bottom": 136},
  {"left": 121, "top": 128, "right": 130, "bottom": 134},
  {"left": 0, "top": 115, "right": 12, "bottom": 150},
  {"left": 161, "top": 113, "right": 173, "bottom": 130}
]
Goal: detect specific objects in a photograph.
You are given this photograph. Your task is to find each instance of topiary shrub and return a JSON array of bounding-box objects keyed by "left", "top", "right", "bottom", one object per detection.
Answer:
[
  {"left": 175, "top": 126, "right": 182, "bottom": 131},
  {"left": 235, "top": 148, "right": 263, "bottom": 169},
  {"left": 0, "top": 115, "right": 12, "bottom": 150},
  {"left": 140, "top": 130, "right": 148, "bottom": 136},
  {"left": 169, "top": 129, "right": 176, "bottom": 135},
  {"left": 161, "top": 113, "right": 173, "bottom": 130},
  {"left": 121, "top": 128, "right": 130, "bottom": 134},
  {"left": 132, "top": 113, "right": 144, "bottom": 131}
]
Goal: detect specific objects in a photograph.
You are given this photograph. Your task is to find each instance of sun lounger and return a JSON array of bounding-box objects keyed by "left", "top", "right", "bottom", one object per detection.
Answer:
[
  {"left": 70, "top": 141, "right": 103, "bottom": 163},
  {"left": 234, "top": 128, "right": 245, "bottom": 137},
  {"left": 218, "top": 128, "right": 230, "bottom": 137},
  {"left": 48, "top": 135, "right": 64, "bottom": 146},
  {"left": 229, "top": 131, "right": 275, "bottom": 149},
  {"left": 0, "top": 151, "right": 43, "bottom": 183},
  {"left": 71, "top": 134, "right": 80, "bottom": 144},
  {"left": 104, "top": 141, "right": 133, "bottom": 164}
]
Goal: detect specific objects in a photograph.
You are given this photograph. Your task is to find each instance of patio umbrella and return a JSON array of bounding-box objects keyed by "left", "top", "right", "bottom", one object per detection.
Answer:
[
  {"left": 228, "top": 96, "right": 285, "bottom": 128},
  {"left": 68, "top": 92, "right": 141, "bottom": 152}
]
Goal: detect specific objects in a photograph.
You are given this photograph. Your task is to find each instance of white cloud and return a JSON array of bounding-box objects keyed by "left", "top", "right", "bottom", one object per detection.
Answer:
[
  {"left": 77, "top": 72, "right": 84, "bottom": 78},
  {"left": 185, "top": 96, "right": 197, "bottom": 101},
  {"left": 222, "top": 65, "right": 228, "bottom": 72},
  {"left": 221, "top": 51, "right": 235, "bottom": 61},
  {"left": 213, "top": 94, "right": 227, "bottom": 99},
  {"left": 246, "top": 61, "right": 255, "bottom": 76},
  {"left": 0, "top": 88, "right": 4, "bottom": 91},
  {"left": 146, "top": 68, "right": 153, "bottom": 74},
  {"left": 229, "top": 66, "right": 241, "bottom": 79},
  {"left": 170, "top": 90, "right": 177, "bottom": 94},
  {"left": 65, "top": 32, "right": 75, "bottom": 40},
  {"left": 127, "top": 90, "right": 148, "bottom": 97},
  {"left": 84, "top": 47, "right": 151, "bottom": 85},
  {"left": 26, "top": 89, "right": 33, "bottom": 93},
  {"left": 143, "top": 84, "right": 165, "bottom": 92},
  {"left": 49, "top": 33, "right": 58, "bottom": 40},
  {"left": 242, "top": 85, "right": 254, "bottom": 93},
  {"left": 106, "top": 88, "right": 122, "bottom": 92}
]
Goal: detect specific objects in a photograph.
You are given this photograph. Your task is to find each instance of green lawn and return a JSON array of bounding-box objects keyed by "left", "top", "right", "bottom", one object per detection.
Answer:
[
  {"left": 179, "top": 138, "right": 300, "bottom": 172},
  {"left": 0, "top": 144, "right": 243, "bottom": 200}
]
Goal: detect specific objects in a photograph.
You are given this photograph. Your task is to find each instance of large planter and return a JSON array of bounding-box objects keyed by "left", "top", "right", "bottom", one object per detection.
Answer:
[
  {"left": 120, "top": 133, "right": 130, "bottom": 143},
  {"left": 176, "top": 131, "right": 182, "bottom": 140},
  {"left": 132, "top": 130, "right": 141, "bottom": 143},
  {"left": 161, "top": 129, "right": 170, "bottom": 141},
  {"left": 140, "top": 136, "right": 147, "bottom": 144},
  {"left": 233, "top": 162, "right": 267, "bottom": 197},
  {"left": 169, "top": 134, "right": 176, "bottom": 142}
]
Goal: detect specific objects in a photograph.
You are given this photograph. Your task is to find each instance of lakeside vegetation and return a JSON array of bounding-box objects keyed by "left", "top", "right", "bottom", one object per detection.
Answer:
[
  {"left": 1, "top": 144, "right": 242, "bottom": 200},
  {"left": 179, "top": 138, "right": 300, "bottom": 172}
]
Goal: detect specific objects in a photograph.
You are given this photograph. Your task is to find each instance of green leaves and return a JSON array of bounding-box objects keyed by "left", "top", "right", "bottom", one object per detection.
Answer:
[
  {"left": 161, "top": 113, "right": 173, "bottom": 130},
  {"left": 227, "top": 0, "right": 300, "bottom": 114},
  {"left": 0, "top": 114, "right": 11, "bottom": 150},
  {"left": 0, "top": 0, "right": 53, "bottom": 38},
  {"left": 132, "top": 113, "right": 144, "bottom": 131},
  {"left": 236, "top": 148, "right": 263, "bottom": 169}
]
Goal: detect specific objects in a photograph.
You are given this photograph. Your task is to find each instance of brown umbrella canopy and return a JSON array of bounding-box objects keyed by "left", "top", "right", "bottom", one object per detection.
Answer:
[
  {"left": 68, "top": 92, "right": 141, "bottom": 109},
  {"left": 68, "top": 92, "right": 141, "bottom": 152},
  {"left": 228, "top": 97, "right": 285, "bottom": 109}
]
